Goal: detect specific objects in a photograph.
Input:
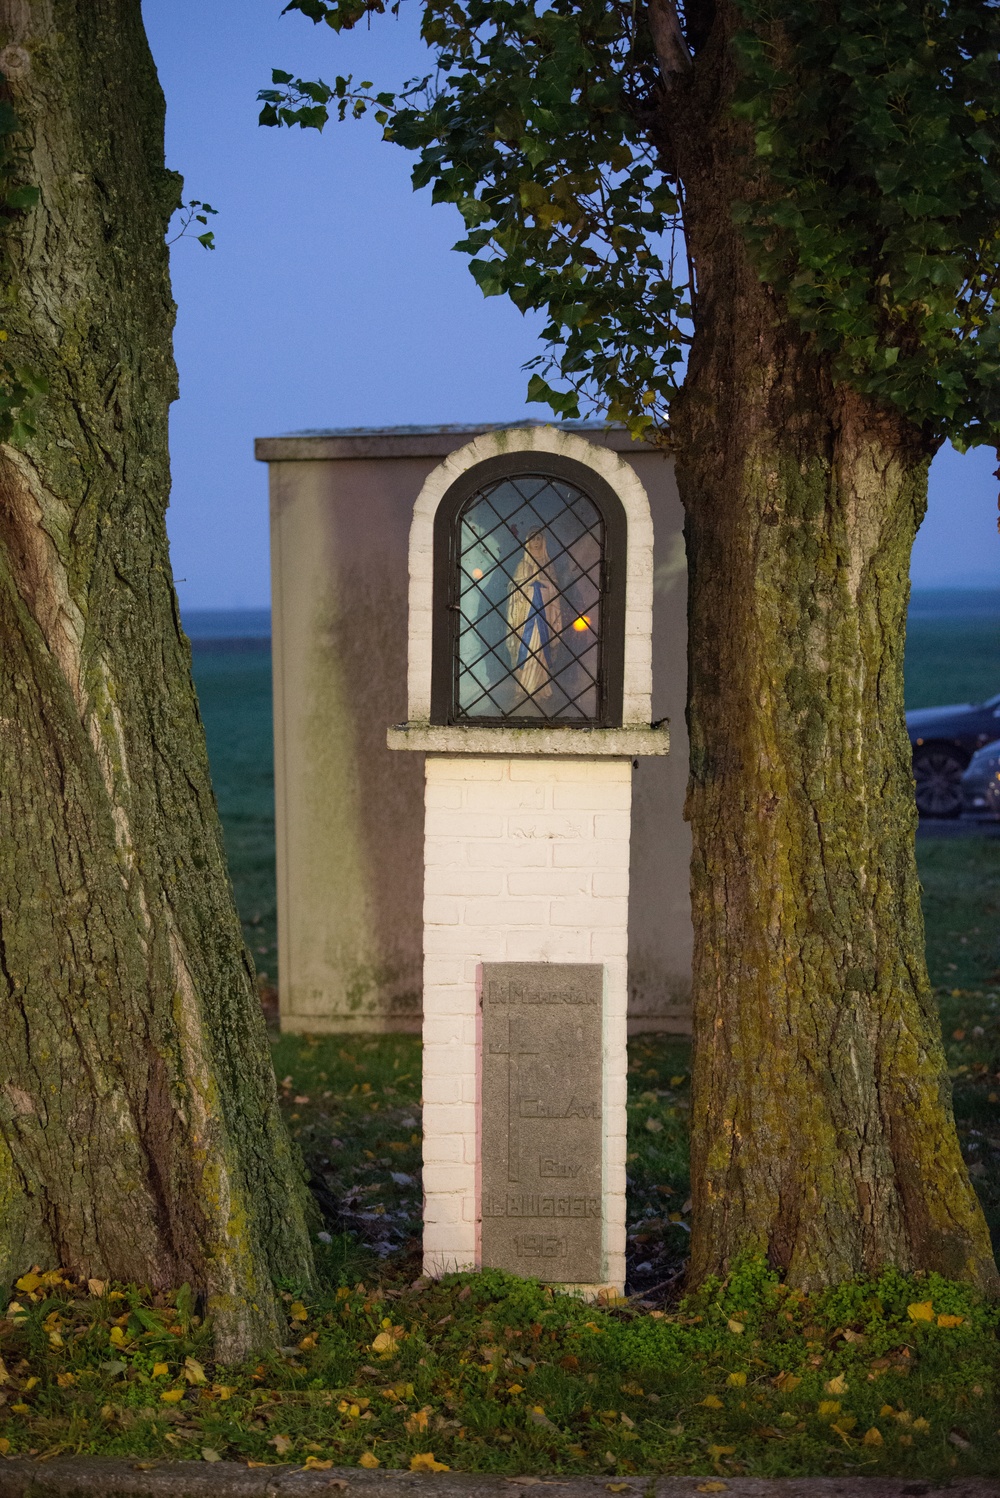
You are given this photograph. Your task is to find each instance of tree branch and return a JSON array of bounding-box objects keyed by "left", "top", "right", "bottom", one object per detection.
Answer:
[{"left": 647, "top": 0, "right": 693, "bottom": 84}]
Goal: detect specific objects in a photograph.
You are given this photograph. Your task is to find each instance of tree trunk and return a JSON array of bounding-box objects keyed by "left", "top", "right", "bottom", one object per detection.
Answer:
[
  {"left": 0, "top": 0, "right": 314, "bottom": 1358},
  {"left": 670, "top": 5, "right": 998, "bottom": 1290}
]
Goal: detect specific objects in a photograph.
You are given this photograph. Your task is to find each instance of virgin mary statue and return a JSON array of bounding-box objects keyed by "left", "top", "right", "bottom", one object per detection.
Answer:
[{"left": 506, "top": 528, "right": 563, "bottom": 703}]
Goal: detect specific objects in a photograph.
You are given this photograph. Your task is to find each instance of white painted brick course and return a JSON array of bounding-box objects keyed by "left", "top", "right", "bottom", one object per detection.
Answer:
[
  {"left": 422, "top": 755, "right": 630, "bottom": 1293},
  {"left": 425, "top": 868, "right": 505, "bottom": 897},
  {"left": 507, "top": 813, "right": 593, "bottom": 841},
  {"left": 590, "top": 929, "right": 630, "bottom": 959},
  {"left": 462, "top": 898, "right": 549, "bottom": 927},
  {"left": 476, "top": 840, "right": 551, "bottom": 868},
  {"left": 552, "top": 839, "right": 630, "bottom": 868},
  {"left": 422, "top": 1134, "right": 464, "bottom": 1164},
  {"left": 425, "top": 783, "right": 464, "bottom": 809},
  {"left": 505, "top": 869, "right": 592, "bottom": 897},
  {"left": 552, "top": 781, "right": 633, "bottom": 811},
  {"left": 464, "top": 780, "right": 546, "bottom": 810},
  {"left": 425, "top": 811, "right": 504, "bottom": 841},
  {"left": 501, "top": 928, "right": 592, "bottom": 962},
  {"left": 423, "top": 897, "right": 461, "bottom": 926}
]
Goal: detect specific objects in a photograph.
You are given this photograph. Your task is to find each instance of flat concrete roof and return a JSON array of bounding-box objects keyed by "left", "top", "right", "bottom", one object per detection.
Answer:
[{"left": 254, "top": 421, "right": 667, "bottom": 462}]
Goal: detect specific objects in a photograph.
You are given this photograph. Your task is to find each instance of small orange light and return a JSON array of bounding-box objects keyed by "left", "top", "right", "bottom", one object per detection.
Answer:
[
  {"left": 572, "top": 616, "right": 591, "bottom": 632},
  {"left": 472, "top": 568, "right": 484, "bottom": 581}
]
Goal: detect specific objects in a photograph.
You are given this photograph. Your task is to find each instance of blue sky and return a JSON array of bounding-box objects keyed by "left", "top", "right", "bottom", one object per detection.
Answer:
[{"left": 143, "top": 0, "right": 999, "bottom": 609}]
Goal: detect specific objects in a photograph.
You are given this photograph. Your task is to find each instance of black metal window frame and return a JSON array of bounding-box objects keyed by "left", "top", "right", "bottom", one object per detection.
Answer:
[{"left": 430, "top": 451, "right": 628, "bottom": 728}]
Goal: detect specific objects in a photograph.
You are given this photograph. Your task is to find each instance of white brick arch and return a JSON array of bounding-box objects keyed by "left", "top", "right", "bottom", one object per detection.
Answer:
[{"left": 406, "top": 426, "right": 655, "bottom": 727}]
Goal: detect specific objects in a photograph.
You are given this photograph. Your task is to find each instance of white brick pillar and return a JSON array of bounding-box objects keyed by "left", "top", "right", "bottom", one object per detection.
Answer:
[{"left": 420, "top": 755, "right": 631, "bottom": 1293}]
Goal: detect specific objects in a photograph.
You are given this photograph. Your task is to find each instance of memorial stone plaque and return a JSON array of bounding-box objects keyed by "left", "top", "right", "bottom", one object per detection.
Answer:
[{"left": 481, "top": 962, "right": 604, "bottom": 1283}]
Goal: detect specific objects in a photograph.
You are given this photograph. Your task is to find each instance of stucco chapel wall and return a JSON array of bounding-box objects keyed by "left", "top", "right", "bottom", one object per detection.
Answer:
[{"left": 259, "top": 426, "right": 692, "bottom": 1034}]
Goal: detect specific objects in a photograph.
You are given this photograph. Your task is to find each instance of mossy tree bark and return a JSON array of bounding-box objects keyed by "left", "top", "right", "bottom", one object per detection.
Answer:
[
  {"left": 668, "top": 6, "right": 998, "bottom": 1290},
  {"left": 0, "top": 0, "right": 315, "bottom": 1357}
]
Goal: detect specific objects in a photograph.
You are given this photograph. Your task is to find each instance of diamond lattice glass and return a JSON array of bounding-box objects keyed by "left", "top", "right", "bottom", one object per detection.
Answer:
[{"left": 454, "top": 474, "right": 605, "bottom": 723}]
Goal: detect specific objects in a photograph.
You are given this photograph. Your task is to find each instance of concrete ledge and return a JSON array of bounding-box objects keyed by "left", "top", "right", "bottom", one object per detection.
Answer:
[
  {"left": 387, "top": 725, "right": 669, "bottom": 757},
  {"left": 0, "top": 1459, "right": 995, "bottom": 1498}
]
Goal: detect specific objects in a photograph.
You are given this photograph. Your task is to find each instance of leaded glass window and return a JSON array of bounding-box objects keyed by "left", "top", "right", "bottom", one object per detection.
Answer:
[{"left": 431, "top": 455, "right": 626, "bottom": 727}]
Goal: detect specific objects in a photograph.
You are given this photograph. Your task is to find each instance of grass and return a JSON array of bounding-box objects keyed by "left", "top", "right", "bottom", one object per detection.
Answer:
[
  {"left": 0, "top": 1257, "right": 996, "bottom": 1478},
  {"left": 2, "top": 607, "right": 997, "bottom": 1478}
]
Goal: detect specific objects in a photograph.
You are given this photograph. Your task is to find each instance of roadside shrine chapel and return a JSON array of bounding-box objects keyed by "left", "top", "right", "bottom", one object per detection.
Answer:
[{"left": 258, "top": 422, "right": 688, "bottom": 1295}]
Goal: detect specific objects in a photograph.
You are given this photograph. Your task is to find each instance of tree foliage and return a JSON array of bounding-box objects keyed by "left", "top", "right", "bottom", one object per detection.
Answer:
[{"left": 262, "top": 0, "right": 1000, "bottom": 454}]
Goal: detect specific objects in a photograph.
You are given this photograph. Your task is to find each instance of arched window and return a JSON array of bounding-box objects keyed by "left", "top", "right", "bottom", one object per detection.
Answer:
[{"left": 431, "top": 453, "right": 627, "bottom": 727}]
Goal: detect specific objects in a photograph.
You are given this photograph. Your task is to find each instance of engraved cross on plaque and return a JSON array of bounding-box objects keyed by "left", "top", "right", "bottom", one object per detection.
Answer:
[{"left": 486, "top": 1012, "right": 537, "bottom": 1184}]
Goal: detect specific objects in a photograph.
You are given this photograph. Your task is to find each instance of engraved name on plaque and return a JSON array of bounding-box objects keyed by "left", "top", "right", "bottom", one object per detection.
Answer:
[{"left": 481, "top": 962, "right": 603, "bottom": 1283}]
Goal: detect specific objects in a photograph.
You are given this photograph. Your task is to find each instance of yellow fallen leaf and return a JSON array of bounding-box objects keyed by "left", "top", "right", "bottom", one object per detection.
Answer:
[
  {"left": 774, "top": 1372, "right": 801, "bottom": 1391},
  {"left": 202, "top": 1449, "right": 222, "bottom": 1463},
  {"left": 645, "top": 1117, "right": 663, "bottom": 1133},
  {"left": 410, "top": 1452, "right": 450, "bottom": 1473},
  {"left": 507, "top": 1383, "right": 524, "bottom": 1395},
  {"left": 907, "top": 1300, "right": 934, "bottom": 1323},
  {"left": 862, "top": 1427, "right": 883, "bottom": 1447},
  {"left": 23, "top": 1377, "right": 38, "bottom": 1391},
  {"left": 0, "top": 1359, "right": 8, "bottom": 1386},
  {"left": 0, "top": 1439, "right": 8, "bottom": 1454},
  {"left": 701, "top": 1394, "right": 724, "bottom": 1409},
  {"left": 725, "top": 1372, "right": 746, "bottom": 1388},
  {"left": 879, "top": 1404, "right": 895, "bottom": 1418},
  {"left": 270, "top": 1434, "right": 293, "bottom": 1455},
  {"left": 708, "top": 1445, "right": 735, "bottom": 1458},
  {"left": 405, "top": 1407, "right": 432, "bottom": 1434},
  {"left": 303, "top": 1457, "right": 334, "bottom": 1470},
  {"left": 696, "top": 1486, "right": 728, "bottom": 1495},
  {"left": 817, "top": 1401, "right": 841, "bottom": 1418},
  {"left": 56, "top": 1372, "right": 75, "bottom": 1387},
  {"left": 824, "top": 1374, "right": 848, "bottom": 1395},
  {"left": 937, "top": 1313, "right": 964, "bottom": 1328},
  {"left": 88, "top": 1279, "right": 106, "bottom": 1297},
  {"left": 371, "top": 1331, "right": 399, "bottom": 1355},
  {"left": 15, "top": 1273, "right": 41, "bottom": 1294},
  {"left": 912, "top": 1417, "right": 930, "bottom": 1432},
  {"left": 183, "top": 1356, "right": 207, "bottom": 1385},
  {"left": 607, "top": 1485, "right": 630, "bottom": 1493},
  {"left": 109, "top": 1326, "right": 125, "bottom": 1345},
  {"left": 727, "top": 1319, "right": 744, "bottom": 1335},
  {"left": 299, "top": 1334, "right": 317, "bottom": 1350},
  {"left": 290, "top": 1301, "right": 308, "bottom": 1322},
  {"left": 359, "top": 1452, "right": 381, "bottom": 1469},
  {"left": 160, "top": 1389, "right": 185, "bottom": 1404},
  {"left": 832, "top": 1415, "right": 857, "bottom": 1433},
  {"left": 213, "top": 1385, "right": 234, "bottom": 1401},
  {"left": 152, "top": 1363, "right": 169, "bottom": 1378},
  {"left": 11, "top": 1404, "right": 29, "bottom": 1416}
]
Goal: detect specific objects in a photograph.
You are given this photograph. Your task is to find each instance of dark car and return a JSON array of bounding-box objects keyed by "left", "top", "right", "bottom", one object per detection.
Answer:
[
  {"left": 906, "top": 693, "right": 1000, "bottom": 816},
  {"left": 961, "top": 739, "right": 1000, "bottom": 819}
]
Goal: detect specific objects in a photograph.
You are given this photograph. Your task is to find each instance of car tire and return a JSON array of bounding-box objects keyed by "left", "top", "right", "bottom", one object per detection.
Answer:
[{"left": 912, "top": 746, "right": 966, "bottom": 818}]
